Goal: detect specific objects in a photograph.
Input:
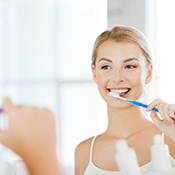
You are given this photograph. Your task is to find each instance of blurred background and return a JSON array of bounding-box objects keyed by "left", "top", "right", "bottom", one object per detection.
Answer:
[{"left": 0, "top": 0, "right": 174, "bottom": 174}]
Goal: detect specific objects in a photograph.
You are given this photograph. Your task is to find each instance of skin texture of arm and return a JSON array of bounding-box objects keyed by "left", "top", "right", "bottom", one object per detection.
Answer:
[{"left": 0, "top": 98, "right": 63, "bottom": 175}]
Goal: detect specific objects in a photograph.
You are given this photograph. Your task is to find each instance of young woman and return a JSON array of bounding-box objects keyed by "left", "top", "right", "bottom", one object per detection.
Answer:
[{"left": 75, "top": 25, "right": 175, "bottom": 174}]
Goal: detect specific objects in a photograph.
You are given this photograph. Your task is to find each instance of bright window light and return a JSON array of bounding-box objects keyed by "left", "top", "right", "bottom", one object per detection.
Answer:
[{"left": 157, "top": 0, "right": 175, "bottom": 103}]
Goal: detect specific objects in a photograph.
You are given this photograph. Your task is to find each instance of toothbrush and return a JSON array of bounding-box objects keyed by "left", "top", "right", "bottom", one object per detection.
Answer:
[
  {"left": 109, "top": 91, "right": 159, "bottom": 113},
  {"left": 0, "top": 108, "right": 3, "bottom": 113}
]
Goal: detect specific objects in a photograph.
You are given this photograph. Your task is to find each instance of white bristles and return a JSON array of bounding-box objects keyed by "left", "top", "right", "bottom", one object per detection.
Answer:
[{"left": 109, "top": 91, "right": 126, "bottom": 101}]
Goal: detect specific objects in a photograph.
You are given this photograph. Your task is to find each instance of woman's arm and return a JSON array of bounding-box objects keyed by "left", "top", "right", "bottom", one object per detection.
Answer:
[{"left": 0, "top": 98, "right": 63, "bottom": 175}]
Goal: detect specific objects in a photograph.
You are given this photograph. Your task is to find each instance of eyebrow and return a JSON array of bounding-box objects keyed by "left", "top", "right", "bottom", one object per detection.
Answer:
[
  {"left": 98, "top": 57, "right": 139, "bottom": 63},
  {"left": 123, "top": 57, "right": 139, "bottom": 63},
  {"left": 98, "top": 58, "right": 112, "bottom": 63}
]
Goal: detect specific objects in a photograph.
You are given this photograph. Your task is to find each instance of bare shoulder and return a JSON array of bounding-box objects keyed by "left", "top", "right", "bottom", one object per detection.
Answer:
[{"left": 75, "top": 136, "right": 95, "bottom": 175}]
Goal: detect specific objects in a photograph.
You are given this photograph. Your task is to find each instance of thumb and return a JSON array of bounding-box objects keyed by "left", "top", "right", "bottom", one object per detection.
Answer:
[
  {"left": 150, "top": 111, "right": 162, "bottom": 127},
  {"left": 3, "top": 98, "right": 14, "bottom": 113},
  {"left": 0, "top": 98, "right": 13, "bottom": 138}
]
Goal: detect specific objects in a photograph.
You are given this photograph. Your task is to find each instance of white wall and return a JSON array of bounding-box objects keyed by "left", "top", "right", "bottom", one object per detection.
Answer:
[{"left": 156, "top": 0, "right": 175, "bottom": 103}]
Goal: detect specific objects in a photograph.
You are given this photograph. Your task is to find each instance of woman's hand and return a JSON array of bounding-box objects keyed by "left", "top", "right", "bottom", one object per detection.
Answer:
[
  {"left": 0, "top": 98, "right": 57, "bottom": 156},
  {"left": 0, "top": 98, "right": 63, "bottom": 175},
  {"left": 147, "top": 99, "right": 175, "bottom": 142}
]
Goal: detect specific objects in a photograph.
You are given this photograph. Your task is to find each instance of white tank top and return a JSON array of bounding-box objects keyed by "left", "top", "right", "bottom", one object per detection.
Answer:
[{"left": 84, "top": 135, "right": 175, "bottom": 175}]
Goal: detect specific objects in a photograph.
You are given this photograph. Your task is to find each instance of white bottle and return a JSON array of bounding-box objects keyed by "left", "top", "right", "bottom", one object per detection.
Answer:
[
  {"left": 115, "top": 139, "right": 142, "bottom": 175},
  {"left": 13, "top": 160, "right": 29, "bottom": 175},
  {"left": 0, "top": 145, "right": 11, "bottom": 175},
  {"left": 151, "top": 134, "right": 172, "bottom": 172}
]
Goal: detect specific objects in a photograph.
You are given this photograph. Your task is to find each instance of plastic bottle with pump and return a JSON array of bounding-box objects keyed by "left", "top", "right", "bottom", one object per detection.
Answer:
[
  {"left": 150, "top": 134, "right": 172, "bottom": 173},
  {"left": 115, "top": 139, "right": 142, "bottom": 175}
]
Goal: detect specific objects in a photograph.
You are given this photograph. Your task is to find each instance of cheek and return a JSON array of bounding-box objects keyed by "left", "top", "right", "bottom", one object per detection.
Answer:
[
  {"left": 95, "top": 72, "right": 109, "bottom": 86},
  {"left": 130, "top": 75, "right": 146, "bottom": 99},
  {"left": 129, "top": 72, "right": 146, "bottom": 87}
]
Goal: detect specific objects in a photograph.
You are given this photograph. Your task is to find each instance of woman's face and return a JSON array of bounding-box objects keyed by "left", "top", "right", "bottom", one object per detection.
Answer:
[{"left": 92, "top": 41, "right": 152, "bottom": 108}]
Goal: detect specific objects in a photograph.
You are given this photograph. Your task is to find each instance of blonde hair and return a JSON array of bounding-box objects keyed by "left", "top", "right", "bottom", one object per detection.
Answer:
[{"left": 91, "top": 25, "right": 152, "bottom": 66}]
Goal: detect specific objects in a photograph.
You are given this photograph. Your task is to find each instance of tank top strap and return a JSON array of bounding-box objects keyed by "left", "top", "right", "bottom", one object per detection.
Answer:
[
  {"left": 161, "top": 132, "right": 165, "bottom": 141},
  {"left": 89, "top": 135, "right": 98, "bottom": 161}
]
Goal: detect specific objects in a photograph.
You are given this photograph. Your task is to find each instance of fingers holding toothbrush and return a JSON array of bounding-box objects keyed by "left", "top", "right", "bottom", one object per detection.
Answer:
[
  {"left": 147, "top": 99, "right": 175, "bottom": 123},
  {"left": 146, "top": 99, "right": 175, "bottom": 142}
]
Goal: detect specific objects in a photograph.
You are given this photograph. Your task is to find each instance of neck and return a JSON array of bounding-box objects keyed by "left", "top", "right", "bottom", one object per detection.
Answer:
[{"left": 106, "top": 105, "right": 150, "bottom": 139}]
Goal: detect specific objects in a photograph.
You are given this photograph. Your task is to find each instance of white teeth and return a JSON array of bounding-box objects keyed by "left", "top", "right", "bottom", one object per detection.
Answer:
[{"left": 111, "top": 89, "right": 128, "bottom": 95}]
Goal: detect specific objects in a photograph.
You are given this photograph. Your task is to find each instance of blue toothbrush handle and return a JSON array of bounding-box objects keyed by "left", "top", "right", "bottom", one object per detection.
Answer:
[{"left": 127, "top": 100, "right": 159, "bottom": 113}]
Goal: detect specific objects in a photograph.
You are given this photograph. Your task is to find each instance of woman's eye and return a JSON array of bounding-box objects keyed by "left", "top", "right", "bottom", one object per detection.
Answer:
[
  {"left": 101, "top": 65, "right": 111, "bottom": 70},
  {"left": 125, "top": 65, "right": 137, "bottom": 69}
]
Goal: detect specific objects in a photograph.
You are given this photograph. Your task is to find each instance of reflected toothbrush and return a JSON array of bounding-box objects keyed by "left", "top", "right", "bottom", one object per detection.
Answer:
[
  {"left": 0, "top": 108, "right": 3, "bottom": 113},
  {"left": 109, "top": 91, "right": 159, "bottom": 113}
]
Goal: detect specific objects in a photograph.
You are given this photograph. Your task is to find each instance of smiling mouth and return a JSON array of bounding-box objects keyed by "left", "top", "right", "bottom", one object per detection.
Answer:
[{"left": 109, "top": 88, "right": 131, "bottom": 96}]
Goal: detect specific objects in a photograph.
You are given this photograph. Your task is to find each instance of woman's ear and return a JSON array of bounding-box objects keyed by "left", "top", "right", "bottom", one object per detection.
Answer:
[
  {"left": 145, "top": 63, "right": 153, "bottom": 84},
  {"left": 91, "top": 64, "right": 97, "bottom": 84}
]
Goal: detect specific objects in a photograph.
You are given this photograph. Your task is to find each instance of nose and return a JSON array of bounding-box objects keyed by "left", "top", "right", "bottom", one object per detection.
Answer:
[{"left": 111, "top": 69, "right": 125, "bottom": 84}]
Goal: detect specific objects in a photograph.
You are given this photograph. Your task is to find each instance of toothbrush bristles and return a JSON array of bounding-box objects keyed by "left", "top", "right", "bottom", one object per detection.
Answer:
[{"left": 109, "top": 92, "right": 126, "bottom": 101}]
